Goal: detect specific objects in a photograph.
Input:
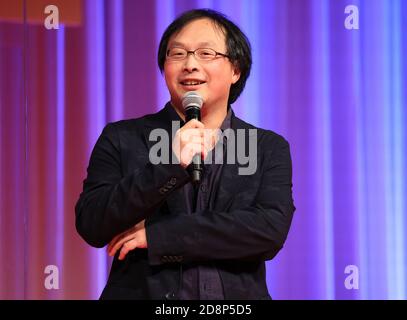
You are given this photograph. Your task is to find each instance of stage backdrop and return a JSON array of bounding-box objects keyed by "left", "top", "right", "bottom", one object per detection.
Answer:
[{"left": 1, "top": 0, "right": 406, "bottom": 299}]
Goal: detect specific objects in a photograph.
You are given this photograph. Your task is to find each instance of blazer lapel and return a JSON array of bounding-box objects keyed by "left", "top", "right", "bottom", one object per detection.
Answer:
[
  {"left": 213, "top": 112, "right": 258, "bottom": 212},
  {"left": 143, "top": 103, "right": 189, "bottom": 216},
  {"left": 142, "top": 102, "right": 182, "bottom": 154}
]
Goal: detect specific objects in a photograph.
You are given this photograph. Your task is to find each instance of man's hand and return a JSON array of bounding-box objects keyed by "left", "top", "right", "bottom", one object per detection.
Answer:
[
  {"left": 107, "top": 220, "right": 147, "bottom": 260},
  {"left": 172, "top": 119, "right": 219, "bottom": 168}
]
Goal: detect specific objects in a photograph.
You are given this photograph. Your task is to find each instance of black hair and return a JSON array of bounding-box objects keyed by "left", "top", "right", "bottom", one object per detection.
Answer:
[{"left": 157, "top": 9, "right": 252, "bottom": 104}]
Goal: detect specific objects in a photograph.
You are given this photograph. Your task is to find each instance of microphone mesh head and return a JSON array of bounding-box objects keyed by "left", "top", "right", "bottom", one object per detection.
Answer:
[{"left": 182, "top": 91, "right": 203, "bottom": 110}]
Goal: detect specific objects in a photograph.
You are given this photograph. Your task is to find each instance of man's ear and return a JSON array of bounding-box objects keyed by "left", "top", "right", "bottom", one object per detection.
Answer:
[{"left": 231, "top": 64, "right": 241, "bottom": 84}]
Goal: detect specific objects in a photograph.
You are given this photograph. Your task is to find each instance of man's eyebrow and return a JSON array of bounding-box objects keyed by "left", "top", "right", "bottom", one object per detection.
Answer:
[{"left": 168, "top": 41, "right": 218, "bottom": 48}]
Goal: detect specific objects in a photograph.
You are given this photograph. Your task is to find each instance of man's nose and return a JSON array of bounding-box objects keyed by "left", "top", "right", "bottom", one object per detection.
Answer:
[{"left": 183, "top": 53, "right": 200, "bottom": 72}]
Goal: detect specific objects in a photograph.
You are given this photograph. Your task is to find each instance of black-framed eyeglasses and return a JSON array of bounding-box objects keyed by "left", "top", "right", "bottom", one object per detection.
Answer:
[{"left": 166, "top": 47, "right": 230, "bottom": 61}]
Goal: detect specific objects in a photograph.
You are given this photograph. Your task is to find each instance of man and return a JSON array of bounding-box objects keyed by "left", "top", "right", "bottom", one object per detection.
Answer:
[{"left": 75, "top": 9, "right": 295, "bottom": 300}]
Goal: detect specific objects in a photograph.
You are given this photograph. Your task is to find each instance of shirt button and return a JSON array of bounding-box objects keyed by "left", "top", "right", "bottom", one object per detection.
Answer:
[{"left": 200, "top": 184, "right": 207, "bottom": 192}]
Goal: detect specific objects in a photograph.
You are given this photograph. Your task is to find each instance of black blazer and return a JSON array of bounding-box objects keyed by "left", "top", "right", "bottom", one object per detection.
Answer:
[{"left": 75, "top": 103, "right": 295, "bottom": 300}]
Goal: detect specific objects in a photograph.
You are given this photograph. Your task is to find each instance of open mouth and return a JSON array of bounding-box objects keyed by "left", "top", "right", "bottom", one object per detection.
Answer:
[{"left": 180, "top": 80, "right": 206, "bottom": 86}]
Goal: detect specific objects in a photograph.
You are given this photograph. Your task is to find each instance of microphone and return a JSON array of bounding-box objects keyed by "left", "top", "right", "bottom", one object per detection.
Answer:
[{"left": 182, "top": 91, "right": 204, "bottom": 184}]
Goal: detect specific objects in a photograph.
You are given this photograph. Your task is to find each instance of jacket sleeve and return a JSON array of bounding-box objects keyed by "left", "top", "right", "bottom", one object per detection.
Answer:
[
  {"left": 146, "top": 134, "right": 295, "bottom": 265},
  {"left": 75, "top": 123, "right": 190, "bottom": 248}
]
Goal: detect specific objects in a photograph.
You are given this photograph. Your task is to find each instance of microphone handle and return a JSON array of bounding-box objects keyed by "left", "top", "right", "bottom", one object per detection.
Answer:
[
  {"left": 190, "top": 154, "right": 203, "bottom": 184},
  {"left": 185, "top": 107, "right": 202, "bottom": 184}
]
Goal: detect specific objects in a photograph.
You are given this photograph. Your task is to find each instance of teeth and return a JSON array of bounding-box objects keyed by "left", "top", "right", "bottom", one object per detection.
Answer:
[{"left": 182, "top": 81, "right": 204, "bottom": 85}]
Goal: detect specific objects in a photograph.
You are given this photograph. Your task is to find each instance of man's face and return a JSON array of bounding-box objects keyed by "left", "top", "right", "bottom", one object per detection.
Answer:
[{"left": 164, "top": 18, "right": 240, "bottom": 113}]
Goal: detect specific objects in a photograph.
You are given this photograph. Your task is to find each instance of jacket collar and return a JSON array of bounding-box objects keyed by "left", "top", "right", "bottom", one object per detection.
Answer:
[
  {"left": 143, "top": 102, "right": 257, "bottom": 213},
  {"left": 143, "top": 102, "right": 254, "bottom": 132}
]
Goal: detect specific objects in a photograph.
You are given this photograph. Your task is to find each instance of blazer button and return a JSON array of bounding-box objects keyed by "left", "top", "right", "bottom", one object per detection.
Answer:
[
  {"left": 169, "top": 177, "right": 177, "bottom": 185},
  {"left": 165, "top": 292, "right": 176, "bottom": 300}
]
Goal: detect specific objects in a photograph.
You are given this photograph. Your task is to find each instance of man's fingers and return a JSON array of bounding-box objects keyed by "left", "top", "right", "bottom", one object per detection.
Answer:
[
  {"left": 118, "top": 239, "right": 138, "bottom": 260},
  {"left": 108, "top": 233, "right": 134, "bottom": 256},
  {"left": 172, "top": 120, "right": 206, "bottom": 168},
  {"left": 108, "top": 234, "right": 124, "bottom": 254},
  {"left": 183, "top": 119, "right": 204, "bottom": 129},
  {"left": 108, "top": 220, "right": 146, "bottom": 257},
  {"left": 180, "top": 128, "right": 204, "bottom": 144},
  {"left": 180, "top": 142, "right": 205, "bottom": 165}
]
